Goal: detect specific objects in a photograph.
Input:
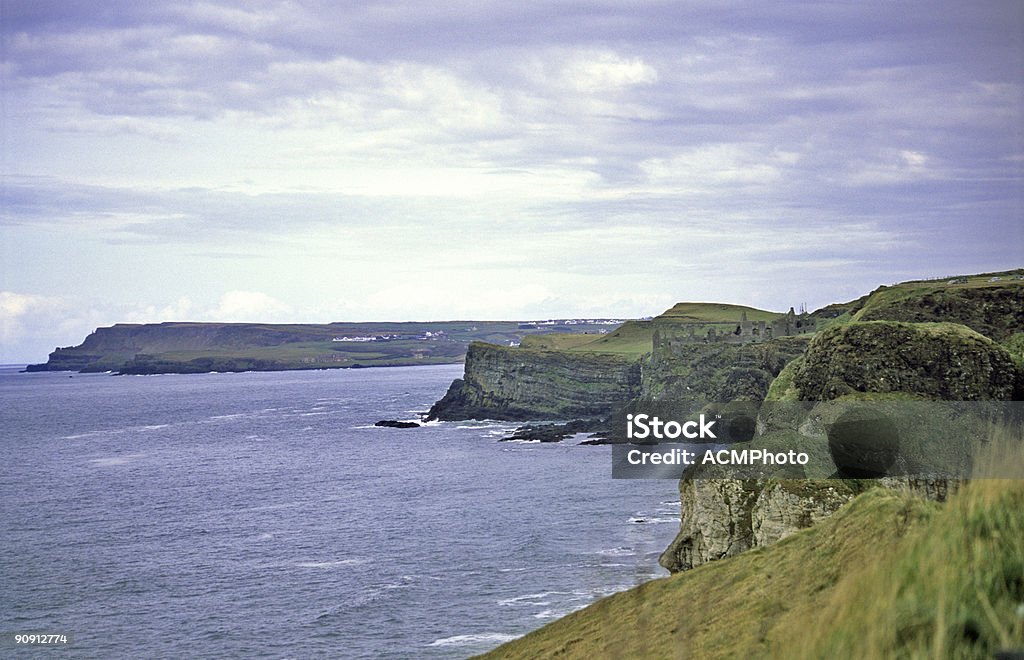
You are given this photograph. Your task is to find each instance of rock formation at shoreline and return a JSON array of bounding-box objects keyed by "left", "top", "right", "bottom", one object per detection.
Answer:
[{"left": 426, "top": 342, "right": 642, "bottom": 421}]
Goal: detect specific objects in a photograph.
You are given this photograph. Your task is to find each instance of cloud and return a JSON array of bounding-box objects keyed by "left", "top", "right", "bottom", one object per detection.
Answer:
[
  {"left": 1, "top": 0, "right": 1021, "bottom": 338},
  {"left": 209, "top": 291, "right": 291, "bottom": 321}
]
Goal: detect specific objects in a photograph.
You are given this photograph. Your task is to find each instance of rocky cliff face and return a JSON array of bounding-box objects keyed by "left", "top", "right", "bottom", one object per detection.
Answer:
[
  {"left": 659, "top": 479, "right": 861, "bottom": 572},
  {"left": 855, "top": 282, "right": 1024, "bottom": 341},
  {"left": 426, "top": 342, "right": 642, "bottom": 421}
]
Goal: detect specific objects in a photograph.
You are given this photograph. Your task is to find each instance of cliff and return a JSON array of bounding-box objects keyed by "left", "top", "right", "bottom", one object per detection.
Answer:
[
  {"left": 428, "top": 302, "right": 792, "bottom": 424},
  {"left": 658, "top": 479, "right": 863, "bottom": 572},
  {"left": 426, "top": 342, "right": 642, "bottom": 420}
]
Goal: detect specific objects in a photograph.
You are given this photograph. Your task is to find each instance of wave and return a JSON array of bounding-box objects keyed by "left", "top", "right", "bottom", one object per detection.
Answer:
[
  {"left": 591, "top": 546, "right": 636, "bottom": 557},
  {"left": 427, "top": 633, "right": 517, "bottom": 648},
  {"left": 629, "top": 516, "right": 677, "bottom": 525},
  {"left": 295, "top": 559, "right": 369, "bottom": 568},
  {"left": 88, "top": 453, "right": 146, "bottom": 467},
  {"left": 497, "top": 591, "right": 569, "bottom": 607}
]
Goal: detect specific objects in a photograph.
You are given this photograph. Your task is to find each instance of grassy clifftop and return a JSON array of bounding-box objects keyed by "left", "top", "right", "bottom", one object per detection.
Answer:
[
  {"left": 814, "top": 268, "right": 1024, "bottom": 339},
  {"left": 481, "top": 478, "right": 1024, "bottom": 659}
]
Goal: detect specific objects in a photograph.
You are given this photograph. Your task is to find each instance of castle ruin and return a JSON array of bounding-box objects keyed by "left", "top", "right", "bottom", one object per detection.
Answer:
[{"left": 653, "top": 308, "right": 816, "bottom": 351}]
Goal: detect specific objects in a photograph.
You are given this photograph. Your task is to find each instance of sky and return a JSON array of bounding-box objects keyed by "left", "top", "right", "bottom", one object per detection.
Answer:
[{"left": 1, "top": 1, "right": 1022, "bottom": 362}]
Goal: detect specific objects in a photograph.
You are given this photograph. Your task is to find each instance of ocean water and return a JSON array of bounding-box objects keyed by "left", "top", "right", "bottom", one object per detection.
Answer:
[{"left": 0, "top": 364, "right": 680, "bottom": 658}]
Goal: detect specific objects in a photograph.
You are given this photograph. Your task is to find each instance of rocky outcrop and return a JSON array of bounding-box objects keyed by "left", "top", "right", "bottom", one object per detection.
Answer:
[
  {"left": 659, "top": 479, "right": 860, "bottom": 572},
  {"left": 791, "top": 321, "right": 1021, "bottom": 400},
  {"left": 855, "top": 281, "right": 1024, "bottom": 341},
  {"left": 426, "top": 342, "right": 642, "bottom": 421}
]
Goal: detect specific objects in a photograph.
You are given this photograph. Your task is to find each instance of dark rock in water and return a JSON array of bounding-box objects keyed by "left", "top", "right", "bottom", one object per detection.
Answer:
[
  {"left": 374, "top": 420, "right": 420, "bottom": 429},
  {"left": 500, "top": 418, "right": 605, "bottom": 443}
]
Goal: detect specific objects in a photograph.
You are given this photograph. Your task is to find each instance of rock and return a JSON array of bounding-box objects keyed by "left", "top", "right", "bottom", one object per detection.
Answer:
[
  {"left": 854, "top": 282, "right": 1024, "bottom": 341},
  {"left": 426, "top": 342, "right": 642, "bottom": 421},
  {"left": 499, "top": 419, "right": 604, "bottom": 443},
  {"left": 374, "top": 420, "right": 420, "bottom": 429},
  {"left": 659, "top": 479, "right": 865, "bottom": 573},
  {"left": 792, "top": 321, "right": 1020, "bottom": 401}
]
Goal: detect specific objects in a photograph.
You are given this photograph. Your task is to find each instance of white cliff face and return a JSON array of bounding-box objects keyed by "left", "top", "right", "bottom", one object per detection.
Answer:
[
  {"left": 659, "top": 477, "right": 959, "bottom": 574},
  {"left": 659, "top": 479, "right": 857, "bottom": 573},
  {"left": 751, "top": 482, "right": 855, "bottom": 547}
]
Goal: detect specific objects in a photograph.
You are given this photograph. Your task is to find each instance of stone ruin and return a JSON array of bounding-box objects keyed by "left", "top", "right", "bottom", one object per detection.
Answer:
[{"left": 654, "top": 308, "right": 816, "bottom": 350}]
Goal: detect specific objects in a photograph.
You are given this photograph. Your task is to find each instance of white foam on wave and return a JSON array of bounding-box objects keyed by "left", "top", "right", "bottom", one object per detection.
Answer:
[
  {"left": 629, "top": 516, "right": 677, "bottom": 525},
  {"left": 295, "top": 559, "right": 370, "bottom": 568},
  {"left": 497, "top": 591, "right": 568, "bottom": 606},
  {"left": 592, "top": 547, "right": 636, "bottom": 557},
  {"left": 427, "top": 633, "right": 517, "bottom": 648},
  {"left": 140, "top": 424, "right": 169, "bottom": 431},
  {"left": 88, "top": 453, "right": 146, "bottom": 467}
]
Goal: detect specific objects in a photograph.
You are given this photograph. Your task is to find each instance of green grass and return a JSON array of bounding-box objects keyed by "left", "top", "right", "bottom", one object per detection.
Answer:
[
  {"left": 480, "top": 427, "right": 1024, "bottom": 659},
  {"left": 563, "top": 320, "right": 658, "bottom": 356},
  {"left": 520, "top": 333, "right": 609, "bottom": 351},
  {"left": 851, "top": 270, "right": 1024, "bottom": 323},
  {"left": 659, "top": 302, "right": 781, "bottom": 323}
]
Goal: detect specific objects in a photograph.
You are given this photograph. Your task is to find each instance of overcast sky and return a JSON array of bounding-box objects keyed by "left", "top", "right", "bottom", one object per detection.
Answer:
[{"left": 2, "top": 1, "right": 1022, "bottom": 362}]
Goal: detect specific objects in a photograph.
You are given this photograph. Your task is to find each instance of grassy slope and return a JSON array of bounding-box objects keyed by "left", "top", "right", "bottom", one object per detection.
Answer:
[
  {"left": 812, "top": 268, "right": 1024, "bottom": 330},
  {"left": 659, "top": 302, "right": 782, "bottom": 323},
  {"left": 481, "top": 479, "right": 1024, "bottom": 659}
]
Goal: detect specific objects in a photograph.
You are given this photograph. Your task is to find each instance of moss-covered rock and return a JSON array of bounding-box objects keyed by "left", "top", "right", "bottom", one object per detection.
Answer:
[
  {"left": 791, "top": 321, "right": 1020, "bottom": 400},
  {"left": 853, "top": 281, "right": 1024, "bottom": 340}
]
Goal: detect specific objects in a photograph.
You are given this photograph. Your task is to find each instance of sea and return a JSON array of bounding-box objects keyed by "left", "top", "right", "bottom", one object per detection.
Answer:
[{"left": 0, "top": 363, "right": 680, "bottom": 659}]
